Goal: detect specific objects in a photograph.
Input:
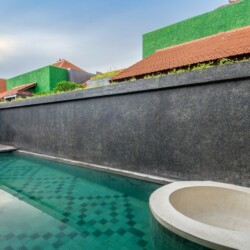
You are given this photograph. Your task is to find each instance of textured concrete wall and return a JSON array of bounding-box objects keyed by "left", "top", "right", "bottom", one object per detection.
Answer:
[
  {"left": 143, "top": 0, "right": 250, "bottom": 57},
  {"left": 0, "top": 62, "right": 249, "bottom": 186}
]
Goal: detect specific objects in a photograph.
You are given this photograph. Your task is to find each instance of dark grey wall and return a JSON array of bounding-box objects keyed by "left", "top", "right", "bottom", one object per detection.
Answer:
[
  {"left": 68, "top": 69, "right": 94, "bottom": 84},
  {"left": 0, "top": 62, "right": 249, "bottom": 186}
]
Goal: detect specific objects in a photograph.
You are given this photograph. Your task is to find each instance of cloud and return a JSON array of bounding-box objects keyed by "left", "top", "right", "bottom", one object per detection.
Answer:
[
  {"left": 0, "top": 31, "right": 80, "bottom": 77},
  {"left": 0, "top": 36, "right": 19, "bottom": 62},
  {"left": 0, "top": 0, "right": 229, "bottom": 78},
  {"left": 0, "top": 17, "right": 142, "bottom": 78}
]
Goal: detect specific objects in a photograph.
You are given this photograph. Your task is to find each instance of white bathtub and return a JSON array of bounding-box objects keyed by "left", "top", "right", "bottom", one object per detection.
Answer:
[{"left": 150, "top": 181, "right": 250, "bottom": 250}]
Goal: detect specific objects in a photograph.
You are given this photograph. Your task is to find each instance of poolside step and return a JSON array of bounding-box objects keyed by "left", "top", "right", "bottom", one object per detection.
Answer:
[{"left": 0, "top": 144, "right": 17, "bottom": 153}]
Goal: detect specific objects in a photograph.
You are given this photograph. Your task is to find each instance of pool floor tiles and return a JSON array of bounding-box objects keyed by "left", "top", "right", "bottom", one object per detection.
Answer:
[{"left": 0, "top": 153, "right": 160, "bottom": 250}]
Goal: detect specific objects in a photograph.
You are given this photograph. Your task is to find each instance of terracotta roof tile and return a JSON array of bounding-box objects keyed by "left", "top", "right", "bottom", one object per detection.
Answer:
[
  {"left": 52, "top": 59, "right": 84, "bottom": 71},
  {"left": 112, "top": 26, "right": 250, "bottom": 81},
  {"left": 0, "top": 78, "right": 6, "bottom": 93},
  {"left": 0, "top": 82, "right": 36, "bottom": 99}
]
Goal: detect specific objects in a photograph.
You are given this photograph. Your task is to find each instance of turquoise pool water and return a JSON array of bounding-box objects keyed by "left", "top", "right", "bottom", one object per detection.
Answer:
[{"left": 0, "top": 153, "right": 160, "bottom": 250}]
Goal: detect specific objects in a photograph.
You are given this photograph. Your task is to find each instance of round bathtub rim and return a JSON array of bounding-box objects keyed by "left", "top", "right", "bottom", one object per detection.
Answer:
[{"left": 149, "top": 181, "right": 250, "bottom": 250}]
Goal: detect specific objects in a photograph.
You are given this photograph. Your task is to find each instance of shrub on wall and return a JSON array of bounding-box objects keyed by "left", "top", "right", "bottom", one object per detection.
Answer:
[
  {"left": 91, "top": 70, "right": 122, "bottom": 80},
  {"left": 54, "top": 81, "right": 84, "bottom": 92}
]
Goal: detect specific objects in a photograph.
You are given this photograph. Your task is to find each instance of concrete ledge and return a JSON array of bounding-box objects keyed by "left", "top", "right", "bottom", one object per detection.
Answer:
[
  {"left": 0, "top": 144, "right": 17, "bottom": 153},
  {"left": 150, "top": 181, "right": 250, "bottom": 250},
  {"left": 0, "top": 61, "right": 250, "bottom": 110},
  {"left": 16, "top": 150, "right": 173, "bottom": 185}
]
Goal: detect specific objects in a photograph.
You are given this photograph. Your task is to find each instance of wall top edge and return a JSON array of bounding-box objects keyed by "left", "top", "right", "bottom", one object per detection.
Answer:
[{"left": 0, "top": 61, "right": 250, "bottom": 110}]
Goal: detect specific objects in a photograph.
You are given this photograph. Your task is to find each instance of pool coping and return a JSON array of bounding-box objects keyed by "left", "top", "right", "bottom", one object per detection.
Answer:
[
  {"left": 150, "top": 181, "right": 250, "bottom": 250},
  {"left": 16, "top": 150, "right": 174, "bottom": 185},
  {"left": 0, "top": 144, "right": 17, "bottom": 153}
]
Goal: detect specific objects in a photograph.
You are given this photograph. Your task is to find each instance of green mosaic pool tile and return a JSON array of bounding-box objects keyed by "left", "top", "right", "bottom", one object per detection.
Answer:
[{"left": 0, "top": 153, "right": 160, "bottom": 250}]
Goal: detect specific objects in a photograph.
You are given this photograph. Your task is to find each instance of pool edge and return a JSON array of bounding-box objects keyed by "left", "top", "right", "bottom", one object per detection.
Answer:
[{"left": 15, "top": 150, "right": 174, "bottom": 185}]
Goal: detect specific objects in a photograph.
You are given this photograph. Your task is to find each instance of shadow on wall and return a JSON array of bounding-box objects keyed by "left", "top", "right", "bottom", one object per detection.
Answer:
[
  {"left": 0, "top": 120, "right": 16, "bottom": 146},
  {"left": 68, "top": 69, "right": 94, "bottom": 85}
]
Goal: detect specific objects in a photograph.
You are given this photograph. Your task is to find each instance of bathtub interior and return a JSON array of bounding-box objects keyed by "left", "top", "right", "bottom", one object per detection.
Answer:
[{"left": 169, "top": 186, "right": 250, "bottom": 231}]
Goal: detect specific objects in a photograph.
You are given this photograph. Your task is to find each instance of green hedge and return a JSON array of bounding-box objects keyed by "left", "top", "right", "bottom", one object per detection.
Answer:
[
  {"left": 90, "top": 70, "right": 122, "bottom": 80},
  {"left": 143, "top": 0, "right": 250, "bottom": 58}
]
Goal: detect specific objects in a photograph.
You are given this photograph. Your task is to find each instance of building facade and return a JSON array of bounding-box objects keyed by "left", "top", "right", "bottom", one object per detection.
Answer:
[
  {"left": 6, "top": 66, "right": 67, "bottom": 94},
  {"left": 143, "top": 0, "right": 250, "bottom": 58},
  {"left": 5, "top": 59, "right": 94, "bottom": 96}
]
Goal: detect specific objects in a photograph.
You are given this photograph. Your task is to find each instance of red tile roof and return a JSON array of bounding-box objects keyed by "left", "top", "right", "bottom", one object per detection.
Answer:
[
  {"left": 52, "top": 59, "right": 83, "bottom": 71},
  {"left": 112, "top": 26, "right": 250, "bottom": 81},
  {"left": 0, "top": 82, "right": 36, "bottom": 99},
  {"left": 0, "top": 79, "right": 6, "bottom": 93},
  {"left": 0, "top": 78, "right": 6, "bottom": 94}
]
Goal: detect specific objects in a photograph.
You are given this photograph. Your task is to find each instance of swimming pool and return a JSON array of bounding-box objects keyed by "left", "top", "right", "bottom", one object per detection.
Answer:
[{"left": 0, "top": 153, "right": 160, "bottom": 250}]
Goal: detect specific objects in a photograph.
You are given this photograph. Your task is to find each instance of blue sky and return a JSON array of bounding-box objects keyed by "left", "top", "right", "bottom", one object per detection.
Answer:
[{"left": 0, "top": 0, "right": 228, "bottom": 78}]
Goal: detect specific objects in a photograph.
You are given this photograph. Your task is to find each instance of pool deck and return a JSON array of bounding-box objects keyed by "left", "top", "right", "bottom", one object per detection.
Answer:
[{"left": 0, "top": 144, "right": 17, "bottom": 153}]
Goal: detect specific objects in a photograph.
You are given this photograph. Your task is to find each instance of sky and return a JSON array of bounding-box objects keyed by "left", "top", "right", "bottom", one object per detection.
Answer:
[{"left": 0, "top": 0, "right": 228, "bottom": 78}]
